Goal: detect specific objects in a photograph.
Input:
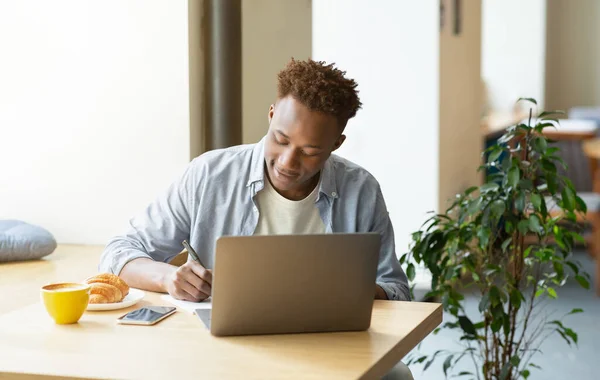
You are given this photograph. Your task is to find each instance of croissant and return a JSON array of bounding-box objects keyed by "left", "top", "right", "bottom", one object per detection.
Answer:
[
  {"left": 89, "top": 294, "right": 110, "bottom": 304},
  {"left": 89, "top": 283, "right": 122, "bottom": 303},
  {"left": 85, "top": 273, "right": 130, "bottom": 298},
  {"left": 85, "top": 273, "right": 130, "bottom": 304}
]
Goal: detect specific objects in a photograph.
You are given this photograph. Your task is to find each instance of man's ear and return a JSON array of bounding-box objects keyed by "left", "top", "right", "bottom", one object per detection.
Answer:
[
  {"left": 268, "top": 104, "right": 275, "bottom": 124},
  {"left": 332, "top": 134, "right": 346, "bottom": 152}
]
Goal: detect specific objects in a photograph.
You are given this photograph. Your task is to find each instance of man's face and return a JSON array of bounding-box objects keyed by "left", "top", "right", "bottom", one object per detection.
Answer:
[{"left": 264, "top": 95, "right": 346, "bottom": 200}]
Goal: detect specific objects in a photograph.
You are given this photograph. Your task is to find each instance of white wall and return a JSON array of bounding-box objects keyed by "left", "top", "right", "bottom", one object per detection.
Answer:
[
  {"left": 0, "top": 0, "right": 190, "bottom": 244},
  {"left": 312, "top": 0, "right": 440, "bottom": 257},
  {"left": 482, "top": 0, "right": 546, "bottom": 112}
]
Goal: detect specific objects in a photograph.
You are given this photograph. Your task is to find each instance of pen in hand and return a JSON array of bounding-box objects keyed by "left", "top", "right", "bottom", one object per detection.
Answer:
[
  {"left": 182, "top": 240, "right": 205, "bottom": 268},
  {"left": 166, "top": 240, "right": 211, "bottom": 302}
]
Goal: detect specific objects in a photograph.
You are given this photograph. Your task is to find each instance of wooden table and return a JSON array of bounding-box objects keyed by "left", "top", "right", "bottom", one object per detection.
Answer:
[
  {"left": 536, "top": 119, "right": 597, "bottom": 141},
  {"left": 0, "top": 245, "right": 442, "bottom": 379}
]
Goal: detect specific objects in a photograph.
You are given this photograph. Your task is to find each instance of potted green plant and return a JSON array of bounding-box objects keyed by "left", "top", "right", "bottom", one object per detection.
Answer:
[{"left": 401, "top": 99, "right": 591, "bottom": 379}]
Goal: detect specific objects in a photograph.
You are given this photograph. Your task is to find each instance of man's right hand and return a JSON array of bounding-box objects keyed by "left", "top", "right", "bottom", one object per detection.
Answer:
[{"left": 163, "top": 261, "right": 212, "bottom": 302}]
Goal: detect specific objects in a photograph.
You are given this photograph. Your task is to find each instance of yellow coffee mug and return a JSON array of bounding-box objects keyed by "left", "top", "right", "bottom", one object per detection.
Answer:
[{"left": 41, "top": 283, "right": 91, "bottom": 324}]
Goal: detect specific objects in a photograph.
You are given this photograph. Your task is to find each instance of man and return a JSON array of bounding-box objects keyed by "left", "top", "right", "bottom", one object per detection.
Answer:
[{"left": 99, "top": 58, "right": 413, "bottom": 379}]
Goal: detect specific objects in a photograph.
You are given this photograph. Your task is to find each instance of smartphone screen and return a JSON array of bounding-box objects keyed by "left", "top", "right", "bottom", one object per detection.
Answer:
[{"left": 117, "top": 306, "right": 176, "bottom": 325}]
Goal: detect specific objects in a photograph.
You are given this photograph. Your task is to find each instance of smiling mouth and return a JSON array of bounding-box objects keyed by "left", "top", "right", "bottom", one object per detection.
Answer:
[{"left": 274, "top": 167, "right": 299, "bottom": 180}]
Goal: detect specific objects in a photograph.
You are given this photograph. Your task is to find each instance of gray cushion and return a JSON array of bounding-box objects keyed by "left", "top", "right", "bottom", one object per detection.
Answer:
[{"left": 0, "top": 220, "right": 57, "bottom": 262}]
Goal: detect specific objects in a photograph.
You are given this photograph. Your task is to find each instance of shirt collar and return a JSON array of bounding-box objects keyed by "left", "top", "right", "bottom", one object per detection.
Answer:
[
  {"left": 246, "top": 136, "right": 338, "bottom": 200},
  {"left": 318, "top": 157, "right": 338, "bottom": 200},
  {"left": 247, "top": 137, "right": 266, "bottom": 187}
]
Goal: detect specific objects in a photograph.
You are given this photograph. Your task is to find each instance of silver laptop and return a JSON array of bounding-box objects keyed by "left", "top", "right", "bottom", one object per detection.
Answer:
[{"left": 196, "top": 233, "right": 381, "bottom": 336}]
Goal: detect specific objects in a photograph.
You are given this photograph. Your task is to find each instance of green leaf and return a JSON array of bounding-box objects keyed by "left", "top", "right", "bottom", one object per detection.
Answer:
[
  {"left": 521, "top": 369, "right": 531, "bottom": 379},
  {"left": 413, "top": 355, "right": 428, "bottom": 364},
  {"left": 542, "top": 158, "right": 557, "bottom": 173},
  {"left": 535, "top": 288, "right": 545, "bottom": 298},
  {"left": 519, "top": 178, "right": 533, "bottom": 190},
  {"left": 508, "top": 167, "right": 520, "bottom": 187},
  {"left": 503, "top": 313, "right": 511, "bottom": 337},
  {"left": 529, "top": 363, "right": 541, "bottom": 369},
  {"left": 501, "top": 237, "right": 512, "bottom": 252},
  {"left": 510, "top": 289, "right": 522, "bottom": 309},
  {"left": 501, "top": 154, "right": 512, "bottom": 171},
  {"left": 568, "top": 308, "right": 584, "bottom": 315},
  {"left": 575, "top": 195, "right": 588, "bottom": 213},
  {"left": 423, "top": 349, "right": 444, "bottom": 371},
  {"left": 406, "top": 263, "right": 416, "bottom": 282},
  {"left": 505, "top": 221, "right": 514, "bottom": 234},
  {"left": 479, "top": 292, "right": 491, "bottom": 313},
  {"left": 566, "top": 261, "right": 580, "bottom": 274},
  {"left": 411, "top": 231, "right": 422, "bottom": 243},
  {"left": 423, "top": 358, "right": 435, "bottom": 371},
  {"left": 547, "top": 174, "right": 558, "bottom": 193},
  {"left": 547, "top": 287, "right": 557, "bottom": 299},
  {"left": 491, "top": 199, "right": 506, "bottom": 218},
  {"left": 564, "top": 327, "right": 578, "bottom": 344},
  {"left": 515, "top": 191, "right": 526, "bottom": 212},
  {"left": 489, "top": 285, "right": 501, "bottom": 305},
  {"left": 540, "top": 194, "right": 548, "bottom": 218},
  {"left": 518, "top": 220, "right": 530, "bottom": 234},
  {"left": 575, "top": 275, "right": 590, "bottom": 289},
  {"left": 539, "top": 110, "right": 565, "bottom": 118},
  {"left": 533, "top": 136, "right": 548, "bottom": 152},
  {"left": 510, "top": 356, "right": 521, "bottom": 367},
  {"left": 443, "top": 354, "right": 454, "bottom": 377},
  {"left": 553, "top": 261, "right": 565, "bottom": 279},
  {"left": 467, "top": 197, "right": 483, "bottom": 215},
  {"left": 488, "top": 147, "right": 503, "bottom": 163},
  {"left": 477, "top": 228, "right": 491, "bottom": 248},
  {"left": 561, "top": 187, "right": 576, "bottom": 211},
  {"left": 458, "top": 316, "right": 476, "bottom": 335},
  {"left": 550, "top": 155, "right": 568, "bottom": 170},
  {"left": 517, "top": 97, "right": 537, "bottom": 105},
  {"left": 528, "top": 214, "right": 542, "bottom": 233},
  {"left": 491, "top": 318, "right": 502, "bottom": 333},
  {"left": 480, "top": 182, "right": 500, "bottom": 193},
  {"left": 572, "top": 232, "right": 586, "bottom": 244},
  {"left": 531, "top": 193, "right": 542, "bottom": 211},
  {"left": 457, "top": 371, "right": 474, "bottom": 377}
]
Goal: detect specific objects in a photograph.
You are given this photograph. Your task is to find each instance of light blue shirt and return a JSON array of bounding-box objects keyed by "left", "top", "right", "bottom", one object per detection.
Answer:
[{"left": 99, "top": 137, "right": 410, "bottom": 301}]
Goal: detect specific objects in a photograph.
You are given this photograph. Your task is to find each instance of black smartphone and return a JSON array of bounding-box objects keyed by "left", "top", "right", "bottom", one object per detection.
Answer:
[{"left": 117, "top": 306, "right": 176, "bottom": 326}]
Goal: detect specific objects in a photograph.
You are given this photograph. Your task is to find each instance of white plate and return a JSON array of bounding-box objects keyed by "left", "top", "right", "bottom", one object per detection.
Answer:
[{"left": 86, "top": 288, "right": 145, "bottom": 311}]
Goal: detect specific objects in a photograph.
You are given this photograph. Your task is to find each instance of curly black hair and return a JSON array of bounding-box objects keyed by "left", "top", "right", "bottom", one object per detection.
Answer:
[{"left": 276, "top": 58, "right": 362, "bottom": 127}]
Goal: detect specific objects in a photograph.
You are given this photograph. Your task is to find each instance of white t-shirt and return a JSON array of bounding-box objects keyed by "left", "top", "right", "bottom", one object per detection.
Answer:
[{"left": 253, "top": 178, "right": 326, "bottom": 235}]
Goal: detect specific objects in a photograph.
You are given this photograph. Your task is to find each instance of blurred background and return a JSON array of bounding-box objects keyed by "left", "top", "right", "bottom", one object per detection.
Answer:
[{"left": 0, "top": 1, "right": 598, "bottom": 377}]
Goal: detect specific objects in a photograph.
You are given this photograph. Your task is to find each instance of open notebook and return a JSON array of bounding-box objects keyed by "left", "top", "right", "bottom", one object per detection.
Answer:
[{"left": 160, "top": 294, "right": 212, "bottom": 314}]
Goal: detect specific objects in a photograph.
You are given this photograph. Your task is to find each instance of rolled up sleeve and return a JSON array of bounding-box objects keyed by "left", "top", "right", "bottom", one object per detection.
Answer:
[{"left": 99, "top": 161, "right": 199, "bottom": 275}]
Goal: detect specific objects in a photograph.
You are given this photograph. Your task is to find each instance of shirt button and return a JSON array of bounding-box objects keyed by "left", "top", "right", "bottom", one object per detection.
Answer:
[{"left": 331, "top": 192, "right": 337, "bottom": 197}]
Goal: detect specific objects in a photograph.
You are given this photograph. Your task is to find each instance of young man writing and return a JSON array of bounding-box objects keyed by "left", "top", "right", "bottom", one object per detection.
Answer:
[
  {"left": 100, "top": 58, "right": 414, "bottom": 379},
  {"left": 99, "top": 58, "right": 410, "bottom": 303}
]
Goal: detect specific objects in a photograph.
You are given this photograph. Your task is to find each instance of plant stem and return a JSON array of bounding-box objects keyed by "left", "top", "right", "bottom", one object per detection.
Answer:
[{"left": 484, "top": 314, "right": 490, "bottom": 378}]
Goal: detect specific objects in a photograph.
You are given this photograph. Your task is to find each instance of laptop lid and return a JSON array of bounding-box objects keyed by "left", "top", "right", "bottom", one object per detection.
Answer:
[{"left": 210, "top": 233, "right": 381, "bottom": 336}]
